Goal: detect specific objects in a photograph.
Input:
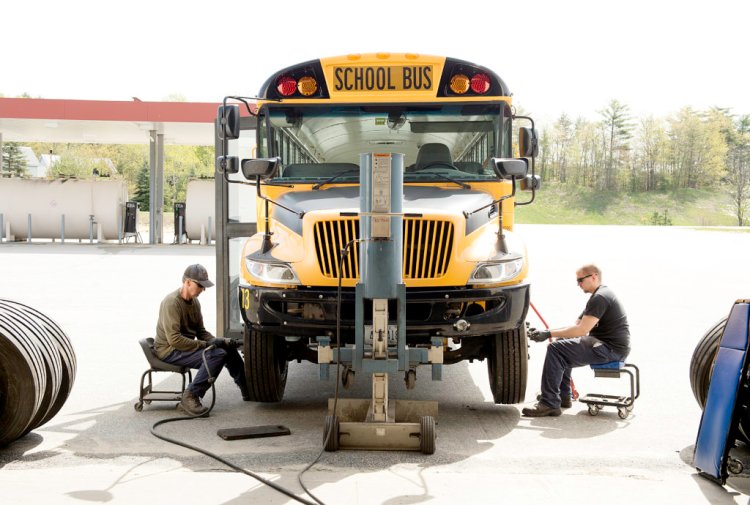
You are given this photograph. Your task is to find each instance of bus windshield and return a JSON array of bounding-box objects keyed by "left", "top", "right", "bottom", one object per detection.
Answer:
[{"left": 258, "top": 103, "right": 512, "bottom": 182}]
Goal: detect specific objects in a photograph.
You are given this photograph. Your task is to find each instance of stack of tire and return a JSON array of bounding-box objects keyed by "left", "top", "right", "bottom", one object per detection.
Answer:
[
  {"left": 0, "top": 299, "right": 76, "bottom": 446},
  {"left": 690, "top": 317, "right": 750, "bottom": 441}
]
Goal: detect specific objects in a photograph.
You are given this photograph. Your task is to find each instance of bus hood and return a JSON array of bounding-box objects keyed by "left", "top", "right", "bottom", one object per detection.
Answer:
[{"left": 272, "top": 185, "right": 495, "bottom": 235}]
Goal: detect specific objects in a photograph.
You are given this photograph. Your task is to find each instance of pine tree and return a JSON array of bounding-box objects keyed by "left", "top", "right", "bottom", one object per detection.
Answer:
[
  {"left": 2, "top": 142, "right": 28, "bottom": 176},
  {"left": 133, "top": 163, "right": 150, "bottom": 211},
  {"left": 599, "top": 100, "right": 633, "bottom": 191}
]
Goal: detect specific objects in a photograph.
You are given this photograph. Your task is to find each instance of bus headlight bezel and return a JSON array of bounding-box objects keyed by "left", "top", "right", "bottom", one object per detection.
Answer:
[
  {"left": 245, "top": 258, "right": 301, "bottom": 285},
  {"left": 468, "top": 258, "right": 524, "bottom": 284}
]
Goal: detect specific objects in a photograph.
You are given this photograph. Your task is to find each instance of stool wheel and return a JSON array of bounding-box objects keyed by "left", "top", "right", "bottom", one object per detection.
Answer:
[
  {"left": 134, "top": 402, "right": 144, "bottom": 412},
  {"left": 728, "top": 457, "right": 744, "bottom": 475},
  {"left": 588, "top": 404, "right": 600, "bottom": 416},
  {"left": 617, "top": 406, "right": 629, "bottom": 419}
]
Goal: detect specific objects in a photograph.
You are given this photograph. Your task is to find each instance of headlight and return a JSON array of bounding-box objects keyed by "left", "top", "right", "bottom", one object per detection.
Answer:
[
  {"left": 245, "top": 258, "right": 300, "bottom": 285},
  {"left": 468, "top": 258, "right": 524, "bottom": 284}
]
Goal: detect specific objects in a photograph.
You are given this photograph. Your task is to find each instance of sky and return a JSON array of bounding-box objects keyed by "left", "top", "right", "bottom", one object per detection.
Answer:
[{"left": 2, "top": 0, "right": 749, "bottom": 126}]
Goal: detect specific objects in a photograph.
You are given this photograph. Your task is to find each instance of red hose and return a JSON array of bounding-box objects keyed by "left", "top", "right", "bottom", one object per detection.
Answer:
[
  {"left": 529, "top": 300, "right": 579, "bottom": 400},
  {"left": 530, "top": 301, "right": 549, "bottom": 329}
]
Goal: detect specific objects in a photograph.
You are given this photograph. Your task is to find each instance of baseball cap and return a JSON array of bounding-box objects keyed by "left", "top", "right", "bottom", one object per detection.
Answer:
[{"left": 183, "top": 264, "right": 214, "bottom": 288}]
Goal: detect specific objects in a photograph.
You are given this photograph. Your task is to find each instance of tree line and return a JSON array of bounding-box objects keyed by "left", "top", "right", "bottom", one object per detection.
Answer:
[
  {"left": 3, "top": 100, "right": 749, "bottom": 225},
  {"left": 537, "top": 100, "right": 750, "bottom": 225}
]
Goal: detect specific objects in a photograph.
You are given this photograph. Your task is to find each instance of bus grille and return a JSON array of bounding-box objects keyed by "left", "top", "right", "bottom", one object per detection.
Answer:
[{"left": 314, "top": 218, "right": 454, "bottom": 280}]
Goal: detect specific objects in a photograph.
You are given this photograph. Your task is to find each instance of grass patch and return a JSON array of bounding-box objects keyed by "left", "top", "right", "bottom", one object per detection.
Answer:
[{"left": 515, "top": 184, "right": 742, "bottom": 226}]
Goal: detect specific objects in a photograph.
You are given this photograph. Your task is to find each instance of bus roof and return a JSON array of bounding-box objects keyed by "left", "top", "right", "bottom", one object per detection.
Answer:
[{"left": 256, "top": 53, "right": 510, "bottom": 104}]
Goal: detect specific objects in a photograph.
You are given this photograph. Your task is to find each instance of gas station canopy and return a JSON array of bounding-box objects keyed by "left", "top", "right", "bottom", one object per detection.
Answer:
[{"left": 0, "top": 97, "right": 244, "bottom": 145}]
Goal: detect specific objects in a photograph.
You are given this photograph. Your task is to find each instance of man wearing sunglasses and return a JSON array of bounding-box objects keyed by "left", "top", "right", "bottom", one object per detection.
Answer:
[
  {"left": 154, "top": 264, "right": 249, "bottom": 415},
  {"left": 522, "top": 264, "right": 630, "bottom": 417}
]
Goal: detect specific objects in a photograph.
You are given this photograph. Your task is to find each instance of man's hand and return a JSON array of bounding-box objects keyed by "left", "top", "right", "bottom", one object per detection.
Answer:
[
  {"left": 527, "top": 328, "right": 551, "bottom": 342},
  {"left": 207, "top": 337, "right": 231, "bottom": 349}
]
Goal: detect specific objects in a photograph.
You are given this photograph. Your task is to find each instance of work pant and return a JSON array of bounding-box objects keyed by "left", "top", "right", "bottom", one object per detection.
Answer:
[
  {"left": 539, "top": 335, "right": 625, "bottom": 409},
  {"left": 163, "top": 346, "right": 246, "bottom": 398}
]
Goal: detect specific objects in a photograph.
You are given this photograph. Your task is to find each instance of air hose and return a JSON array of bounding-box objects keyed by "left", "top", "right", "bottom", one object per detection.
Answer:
[
  {"left": 529, "top": 301, "right": 579, "bottom": 400},
  {"left": 297, "top": 238, "right": 358, "bottom": 505},
  {"left": 149, "top": 345, "right": 318, "bottom": 505}
]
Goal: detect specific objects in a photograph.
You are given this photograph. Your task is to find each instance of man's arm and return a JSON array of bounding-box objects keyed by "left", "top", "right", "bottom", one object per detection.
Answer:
[{"left": 549, "top": 315, "right": 599, "bottom": 339}]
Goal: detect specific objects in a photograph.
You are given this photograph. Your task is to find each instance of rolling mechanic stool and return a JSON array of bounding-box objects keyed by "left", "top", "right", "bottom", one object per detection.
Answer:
[
  {"left": 134, "top": 337, "right": 193, "bottom": 412},
  {"left": 579, "top": 361, "right": 640, "bottom": 419}
]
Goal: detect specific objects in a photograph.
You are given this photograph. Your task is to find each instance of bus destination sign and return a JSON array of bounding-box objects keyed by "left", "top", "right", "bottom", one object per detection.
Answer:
[{"left": 333, "top": 65, "right": 433, "bottom": 92}]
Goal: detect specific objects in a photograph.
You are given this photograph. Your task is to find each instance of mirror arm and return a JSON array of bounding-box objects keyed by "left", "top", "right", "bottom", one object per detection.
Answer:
[
  {"left": 513, "top": 114, "right": 535, "bottom": 129},
  {"left": 512, "top": 114, "right": 538, "bottom": 207},
  {"left": 462, "top": 181, "right": 517, "bottom": 254},
  {"left": 515, "top": 156, "right": 537, "bottom": 206},
  {"left": 257, "top": 175, "right": 274, "bottom": 253},
  {"left": 495, "top": 181, "right": 517, "bottom": 254},
  {"left": 220, "top": 96, "right": 231, "bottom": 167},
  {"left": 463, "top": 179, "right": 516, "bottom": 218},
  {"left": 253, "top": 176, "right": 305, "bottom": 253}
]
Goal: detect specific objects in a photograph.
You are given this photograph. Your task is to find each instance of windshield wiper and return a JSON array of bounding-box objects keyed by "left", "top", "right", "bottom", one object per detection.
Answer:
[
  {"left": 312, "top": 169, "right": 360, "bottom": 190},
  {"left": 408, "top": 171, "right": 471, "bottom": 190}
]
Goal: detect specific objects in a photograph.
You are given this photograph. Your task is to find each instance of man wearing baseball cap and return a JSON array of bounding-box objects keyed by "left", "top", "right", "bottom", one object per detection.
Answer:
[{"left": 154, "top": 264, "right": 249, "bottom": 415}]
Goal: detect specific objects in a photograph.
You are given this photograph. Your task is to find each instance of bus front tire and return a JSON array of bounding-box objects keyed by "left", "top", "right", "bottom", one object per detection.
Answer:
[
  {"left": 487, "top": 326, "right": 528, "bottom": 404},
  {"left": 243, "top": 327, "right": 288, "bottom": 402}
]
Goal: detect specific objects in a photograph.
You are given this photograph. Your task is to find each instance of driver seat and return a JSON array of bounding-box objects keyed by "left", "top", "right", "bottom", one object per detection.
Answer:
[{"left": 415, "top": 143, "right": 452, "bottom": 170}]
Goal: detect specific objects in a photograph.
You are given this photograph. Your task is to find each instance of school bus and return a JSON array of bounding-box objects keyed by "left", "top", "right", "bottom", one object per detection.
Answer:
[{"left": 217, "top": 53, "right": 539, "bottom": 404}]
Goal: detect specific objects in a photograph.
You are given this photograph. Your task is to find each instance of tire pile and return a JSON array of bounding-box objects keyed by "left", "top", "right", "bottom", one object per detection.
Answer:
[
  {"left": 690, "top": 316, "right": 750, "bottom": 442},
  {"left": 0, "top": 299, "right": 76, "bottom": 446}
]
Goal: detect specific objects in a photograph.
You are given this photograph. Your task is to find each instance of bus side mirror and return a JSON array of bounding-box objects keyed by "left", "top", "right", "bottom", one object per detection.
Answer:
[
  {"left": 216, "top": 156, "right": 239, "bottom": 174},
  {"left": 217, "top": 105, "right": 240, "bottom": 140},
  {"left": 520, "top": 174, "right": 541, "bottom": 191},
  {"left": 519, "top": 127, "right": 538, "bottom": 158},
  {"left": 241, "top": 157, "right": 280, "bottom": 180},
  {"left": 491, "top": 158, "right": 528, "bottom": 180}
]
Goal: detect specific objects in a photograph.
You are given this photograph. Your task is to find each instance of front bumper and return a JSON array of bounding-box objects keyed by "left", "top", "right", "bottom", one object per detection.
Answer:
[{"left": 239, "top": 283, "right": 529, "bottom": 340}]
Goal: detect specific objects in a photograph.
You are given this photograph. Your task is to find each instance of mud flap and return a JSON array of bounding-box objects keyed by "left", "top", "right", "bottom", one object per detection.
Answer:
[{"left": 694, "top": 301, "right": 750, "bottom": 484}]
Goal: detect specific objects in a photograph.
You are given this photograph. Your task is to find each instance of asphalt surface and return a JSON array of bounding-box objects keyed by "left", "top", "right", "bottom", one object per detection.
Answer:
[{"left": 2, "top": 224, "right": 750, "bottom": 504}]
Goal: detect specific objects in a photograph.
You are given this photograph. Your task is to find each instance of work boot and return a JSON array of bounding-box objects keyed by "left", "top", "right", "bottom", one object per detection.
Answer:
[
  {"left": 536, "top": 394, "right": 573, "bottom": 409},
  {"left": 522, "top": 402, "right": 562, "bottom": 417},
  {"left": 178, "top": 389, "right": 208, "bottom": 416}
]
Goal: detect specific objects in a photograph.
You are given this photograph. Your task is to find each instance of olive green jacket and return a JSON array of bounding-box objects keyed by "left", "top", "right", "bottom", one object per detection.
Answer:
[{"left": 154, "top": 289, "right": 213, "bottom": 359}]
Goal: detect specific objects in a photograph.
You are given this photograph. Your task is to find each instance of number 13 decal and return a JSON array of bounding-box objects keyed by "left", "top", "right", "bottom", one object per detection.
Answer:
[{"left": 240, "top": 287, "right": 251, "bottom": 311}]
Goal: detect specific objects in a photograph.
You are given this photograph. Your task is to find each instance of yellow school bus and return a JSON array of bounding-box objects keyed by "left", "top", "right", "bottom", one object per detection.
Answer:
[{"left": 221, "top": 53, "right": 539, "bottom": 403}]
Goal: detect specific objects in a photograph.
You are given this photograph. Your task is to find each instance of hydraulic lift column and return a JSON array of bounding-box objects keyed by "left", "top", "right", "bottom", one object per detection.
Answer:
[{"left": 323, "top": 153, "right": 438, "bottom": 454}]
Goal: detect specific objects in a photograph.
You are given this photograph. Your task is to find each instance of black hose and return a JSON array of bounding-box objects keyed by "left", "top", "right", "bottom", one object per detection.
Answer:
[
  {"left": 150, "top": 345, "right": 317, "bottom": 505},
  {"left": 297, "top": 239, "right": 358, "bottom": 505}
]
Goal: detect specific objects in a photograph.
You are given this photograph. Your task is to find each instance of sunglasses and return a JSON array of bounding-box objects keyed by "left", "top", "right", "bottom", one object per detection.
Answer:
[
  {"left": 191, "top": 279, "right": 205, "bottom": 290},
  {"left": 576, "top": 274, "right": 593, "bottom": 284}
]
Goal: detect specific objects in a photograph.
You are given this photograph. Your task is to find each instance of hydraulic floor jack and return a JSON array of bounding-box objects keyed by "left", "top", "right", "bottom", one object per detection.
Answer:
[{"left": 317, "top": 153, "right": 441, "bottom": 454}]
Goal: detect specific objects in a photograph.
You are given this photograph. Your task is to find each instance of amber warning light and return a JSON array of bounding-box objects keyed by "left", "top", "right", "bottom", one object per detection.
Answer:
[
  {"left": 276, "top": 75, "right": 319, "bottom": 97},
  {"left": 449, "top": 72, "right": 491, "bottom": 95}
]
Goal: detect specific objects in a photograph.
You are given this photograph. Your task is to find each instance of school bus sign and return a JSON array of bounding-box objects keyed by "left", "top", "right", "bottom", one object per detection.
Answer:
[{"left": 332, "top": 65, "right": 434, "bottom": 92}]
